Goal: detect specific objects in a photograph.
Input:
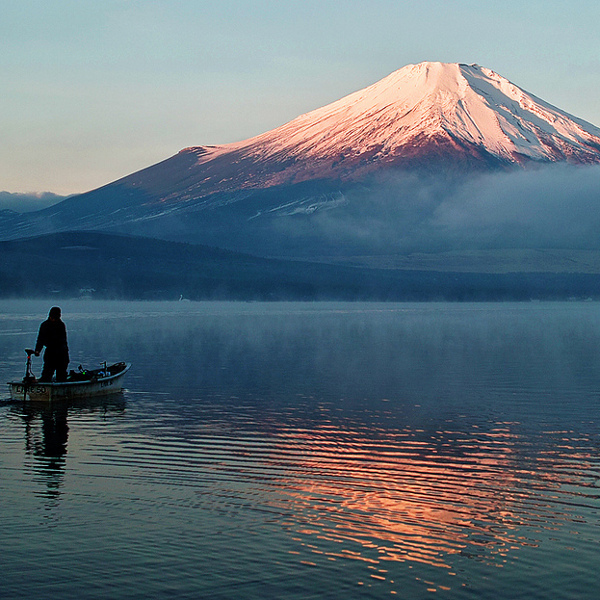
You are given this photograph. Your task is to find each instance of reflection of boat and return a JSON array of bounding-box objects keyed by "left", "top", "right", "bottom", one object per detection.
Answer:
[{"left": 8, "top": 350, "right": 131, "bottom": 402}]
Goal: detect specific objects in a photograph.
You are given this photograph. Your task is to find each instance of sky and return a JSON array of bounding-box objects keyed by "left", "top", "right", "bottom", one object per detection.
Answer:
[{"left": 1, "top": 0, "right": 599, "bottom": 198}]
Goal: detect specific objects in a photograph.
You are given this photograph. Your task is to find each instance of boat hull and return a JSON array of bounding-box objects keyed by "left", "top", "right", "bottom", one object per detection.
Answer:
[{"left": 8, "top": 363, "right": 131, "bottom": 402}]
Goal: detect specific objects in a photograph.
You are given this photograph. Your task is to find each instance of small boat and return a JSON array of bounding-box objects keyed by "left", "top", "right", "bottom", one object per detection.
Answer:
[{"left": 7, "top": 349, "right": 131, "bottom": 402}]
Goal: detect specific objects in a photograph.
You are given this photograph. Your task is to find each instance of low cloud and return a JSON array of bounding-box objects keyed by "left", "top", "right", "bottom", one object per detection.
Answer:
[
  {"left": 0, "top": 191, "right": 66, "bottom": 213},
  {"left": 292, "top": 164, "right": 600, "bottom": 254},
  {"left": 428, "top": 165, "right": 600, "bottom": 250}
]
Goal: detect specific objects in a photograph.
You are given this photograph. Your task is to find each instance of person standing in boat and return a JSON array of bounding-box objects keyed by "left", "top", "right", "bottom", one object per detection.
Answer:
[{"left": 35, "top": 306, "right": 70, "bottom": 382}]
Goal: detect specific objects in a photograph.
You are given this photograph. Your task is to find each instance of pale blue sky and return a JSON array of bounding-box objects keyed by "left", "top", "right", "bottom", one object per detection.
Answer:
[{"left": 1, "top": 0, "right": 599, "bottom": 195}]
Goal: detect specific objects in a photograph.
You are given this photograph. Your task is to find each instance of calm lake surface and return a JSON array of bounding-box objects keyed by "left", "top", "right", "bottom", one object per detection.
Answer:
[{"left": 1, "top": 300, "right": 599, "bottom": 599}]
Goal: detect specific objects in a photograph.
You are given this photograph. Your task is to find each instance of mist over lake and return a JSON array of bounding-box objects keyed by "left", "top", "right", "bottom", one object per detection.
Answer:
[{"left": 1, "top": 300, "right": 600, "bottom": 599}]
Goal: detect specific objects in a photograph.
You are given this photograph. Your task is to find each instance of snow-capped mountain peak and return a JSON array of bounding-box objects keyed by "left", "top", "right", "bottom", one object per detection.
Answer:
[{"left": 184, "top": 62, "right": 600, "bottom": 191}]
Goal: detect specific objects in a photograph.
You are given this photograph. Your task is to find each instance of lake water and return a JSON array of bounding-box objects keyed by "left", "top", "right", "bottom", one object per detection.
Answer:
[{"left": 1, "top": 300, "right": 599, "bottom": 599}]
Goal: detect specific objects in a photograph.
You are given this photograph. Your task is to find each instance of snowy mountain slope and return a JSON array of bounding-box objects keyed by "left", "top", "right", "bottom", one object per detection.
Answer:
[
  {"left": 171, "top": 62, "right": 600, "bottom": 194},
  {"left": 237, "top": 62, "right": 600, "bottom": 161}
]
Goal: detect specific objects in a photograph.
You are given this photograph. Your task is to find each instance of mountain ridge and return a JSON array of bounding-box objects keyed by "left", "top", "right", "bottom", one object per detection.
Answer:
[{"left": 2, "top": 231, "right": 599, "bottom": 301}]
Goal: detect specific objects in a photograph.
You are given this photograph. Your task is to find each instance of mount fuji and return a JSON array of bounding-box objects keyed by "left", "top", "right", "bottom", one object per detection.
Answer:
[
  {"left": 179, "top": 61, "right": 600, "bottom": 189},
  {"left": 3, "top": 62, "right": 600, "bottom": 262}
]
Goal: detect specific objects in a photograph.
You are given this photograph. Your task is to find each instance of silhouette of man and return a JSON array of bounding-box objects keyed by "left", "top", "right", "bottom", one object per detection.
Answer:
[{"left": 35, "top": 306, "right": 70, "bottom": 382}]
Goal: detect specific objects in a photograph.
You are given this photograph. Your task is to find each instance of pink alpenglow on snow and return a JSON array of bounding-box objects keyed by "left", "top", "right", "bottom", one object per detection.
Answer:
[{"left": 172, "top": 62, "right": 600, "bottom": 193}]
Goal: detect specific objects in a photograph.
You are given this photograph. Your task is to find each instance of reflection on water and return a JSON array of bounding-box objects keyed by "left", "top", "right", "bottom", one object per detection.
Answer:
[
  {"left": 1, "top": 301, "right": 600, "bottom": 599},
  {"left": 9, "top": 396, "right": 126, "bottom": 502},
  {"left": 18, "top": 402, "right": 69, "bottom": 500},
  {"left": 269, "top": 421, "right": 589, "bottom": 576}
]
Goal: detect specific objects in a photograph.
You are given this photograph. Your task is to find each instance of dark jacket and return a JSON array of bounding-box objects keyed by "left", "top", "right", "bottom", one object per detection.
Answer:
[{"left": 35, "top": 318, "right": 69, "bottom": 360}]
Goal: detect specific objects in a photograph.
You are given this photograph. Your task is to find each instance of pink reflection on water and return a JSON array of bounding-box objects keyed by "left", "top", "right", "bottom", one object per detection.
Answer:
[{"left": 263, "top": 421, "right": 576, "bottom": 577}]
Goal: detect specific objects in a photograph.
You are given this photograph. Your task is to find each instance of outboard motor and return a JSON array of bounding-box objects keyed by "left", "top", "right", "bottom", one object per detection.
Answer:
[{"left": 23, "top": 348, "right": 36, "bottom": 383}]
